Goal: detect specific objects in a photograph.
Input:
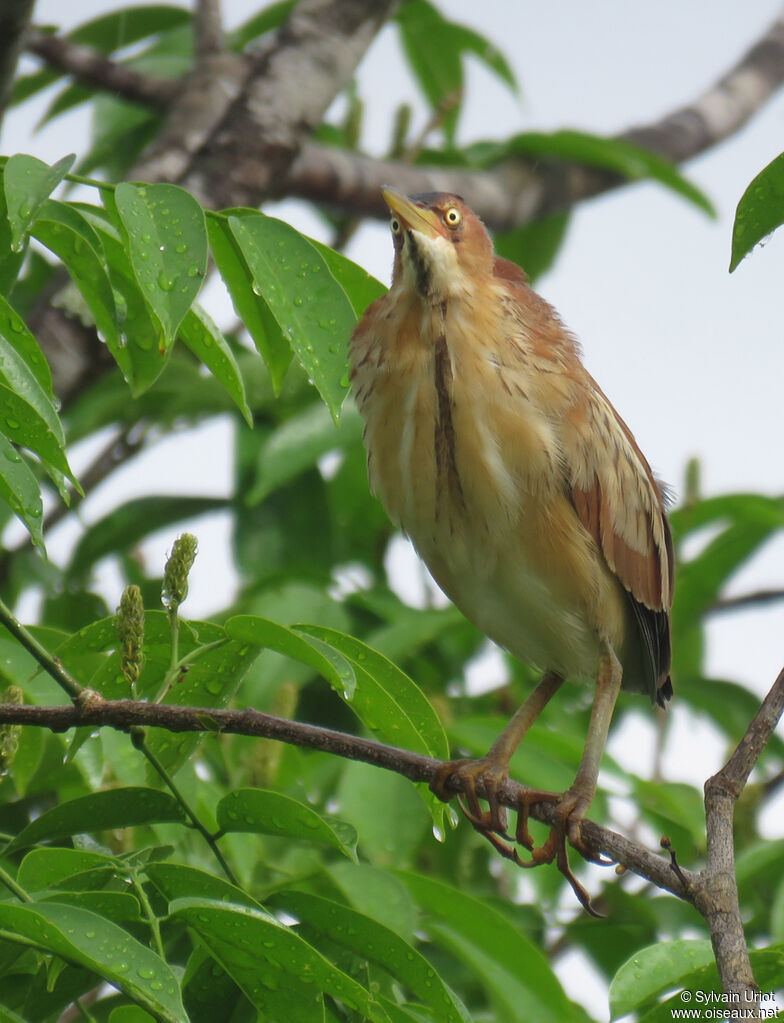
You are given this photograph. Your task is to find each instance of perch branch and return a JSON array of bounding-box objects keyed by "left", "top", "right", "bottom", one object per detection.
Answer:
[
  {"left": 194, "top": 0, "right": 224, "bottom": 58},
  {"left": 24, "top": 29, "right": 178, "bottom": 108},
  {"left": 0, "top": 694, "right": 693, "bottom": 901},
  {"left": 696, "top": 666, "right": 784, "bottom": 1004}
]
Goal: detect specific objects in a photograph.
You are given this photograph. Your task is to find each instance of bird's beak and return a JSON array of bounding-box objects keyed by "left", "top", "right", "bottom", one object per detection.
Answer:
[{"left": 382, "top": 187, "right": 444, "bottom": 239}]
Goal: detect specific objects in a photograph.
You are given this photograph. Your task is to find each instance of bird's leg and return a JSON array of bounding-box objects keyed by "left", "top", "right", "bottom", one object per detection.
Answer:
[
  {"left": 430, "top": 671, "right": 564, "bottom": 840},
  {"left": 514, "top": 642, "right": 622, "bottom": 914}
]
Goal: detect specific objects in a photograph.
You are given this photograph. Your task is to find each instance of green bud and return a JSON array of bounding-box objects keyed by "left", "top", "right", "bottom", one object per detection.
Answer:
[
  {"left": 0, "top": 685, "right": 23, "bottom": 774},
  {"left": 162, "top": 533, "right": 198, "bottom": 612},
  {"left": 117, "top": 585, "right": 145, "bottom": 694}
]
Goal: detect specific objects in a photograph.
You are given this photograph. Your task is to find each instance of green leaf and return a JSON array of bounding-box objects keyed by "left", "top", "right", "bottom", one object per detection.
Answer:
[
  {"left": 170, "top": 898, "right": 384, "bottom": 1022},
  {"left": 609, "top": 939, "right": 715, "bottom": 1019},
  {"left": 31, "top": 199, "right": 121, "bottom": 354},
  {"left": 0, "top": 434, "right": 43, "bottom": 547},
  {"left": 505, "top": 131, "right": 714, "bottom": 215},
  {"left": 66, "top": 495, "right": 227, "bottom": 579},
  {"left": 495, "top": 213, "right": 570, "bottom": 283},
  {"left": 227, "top": 1, "right": 296, "bottom": 51},
  {"left": 730, "top": 150, "right": 784, "bottom": 270},
  {"left": 0, "top": 187, "right": 25, "bottom": 295},
  {"left": 294, "top": 626, "right": 450, "bottom": 831},
  {"left": 207, "top": 214, "right": 292, "bottom": 389},
  {"left": 294, "top": 626, "right": 448, "bottom": 760},
  {"left": 273, "top": 891, "right": 470, "bottom": 1023},
  {"left": 3, "top": 154, "right": 75, "bottom": 251},
  {"left": 144, "top": 862, "right": 266, "bottom": 912},
  {"left": 396, "top": 1, "right": 461, "bottom": 141},
  {"left": 143, "top": 633, "right": 261, "bottom": 773},
  {"left": 216, "top": 788, "right": 358, "bottom": 861},
  {"left": 0, "top": 260, "right": 49, "bottom": 393},
  {"left": 4, "top": 787, "right": 187, "bottom": 853},
  {"left": 115, "top": 182, "right": 208, "bottom": 349},
  {"left": 227, "top": 213, "right": 354, "bottom": 420},
  {"left": 397, "top": 871, "right": 586, "bottom": 1023},
  {"left": 224, "top": 615, "right": 356, "bottom": 698},
  {"left": 328, "top": 862, "right": 417, "bottom": 941},
  {"left": 246, "top": 401, "right": 363, "bottom": 504},
  {"left": 36, "top": 890, "right": 142, "bottom": 924},
  {"left": 0, "top": 902, "right": 186, "bottom": 1023},
  {"left": 308, "top": 240, "right": 386, "bottom": 317},
  {"left": 17, "top": 847, "right": 115, "bottom": 892},
  {"left": 632, "top": 779, "right": 706, "bottom": 852},
  {"left": 0, "top": 380, "right": 74, "bottom": 485},
  {"left": 178, "top": 305, "right": 252, "bottom": 425}
]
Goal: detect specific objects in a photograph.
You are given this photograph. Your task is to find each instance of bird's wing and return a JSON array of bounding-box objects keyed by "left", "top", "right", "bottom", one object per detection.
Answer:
[{"left": 563, "top": 373, "right": 674, "bottom": 696}]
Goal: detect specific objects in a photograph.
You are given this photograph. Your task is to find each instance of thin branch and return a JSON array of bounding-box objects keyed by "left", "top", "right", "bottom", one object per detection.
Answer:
[
  {"left": 25, "top": 29, "right": 178, "bottom": 108},
  {"left": 0, "top": 0, "right": 34, "bottom": 127},
  {"left": 0, "top": 598, "right": 84, "bottom": 701},
  {"left": 709, "top": 588, "right": 784, "bottom": 614},
  {"left": 194, "top": 0, "right": 224, "bottom": 58},
  {"left": 696, "top": 666, "right": 784, "bottom": 1003},
  {"left": 0, "top": 695, "right": 694, "bottom": 901},
  {"left": 283, "top": 6, "right": 784, "bottom": 229}
]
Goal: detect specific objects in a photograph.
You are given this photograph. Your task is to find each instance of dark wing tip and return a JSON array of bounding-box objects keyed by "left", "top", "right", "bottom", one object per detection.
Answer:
[{"left": 656, "top": 675, "right": 673, "bottom": 709}]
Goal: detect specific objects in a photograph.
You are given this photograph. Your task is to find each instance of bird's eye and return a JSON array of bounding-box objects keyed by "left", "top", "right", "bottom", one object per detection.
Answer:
[
  {"left": 444, "top": 207, "right": 462, "bottom": 229},
  {"left": 390, "top": 217, "right": 402, "bottom": 235}
]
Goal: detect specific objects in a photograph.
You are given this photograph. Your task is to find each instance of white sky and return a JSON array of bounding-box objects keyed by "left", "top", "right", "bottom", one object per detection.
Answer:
[{"left": 3, "top": 3, "right": 784, "bottom": 1015}]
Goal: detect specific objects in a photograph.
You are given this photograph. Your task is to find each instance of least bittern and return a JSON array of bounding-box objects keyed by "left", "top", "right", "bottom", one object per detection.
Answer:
[{"left": 350, "top": 188, "right": 673, "bottom": 912}]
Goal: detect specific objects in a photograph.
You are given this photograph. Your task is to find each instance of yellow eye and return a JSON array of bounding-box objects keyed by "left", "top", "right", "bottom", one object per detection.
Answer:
[
  {"left": 444, "top": 207, "right": 462, "bottom": 228},
  {"left": 390, "top": 217, "right": 402, "bottom": 235}
]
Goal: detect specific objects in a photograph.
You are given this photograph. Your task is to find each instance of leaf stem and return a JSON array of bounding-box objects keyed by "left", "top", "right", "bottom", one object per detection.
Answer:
[
  {"left": 0, "top": 861, "right": 31, "bottom": 903},
  {"left": 129, "top": 868, "right": 165, "bottom": 958},
  {"left": 131, "top": 729, "right": 238, "bottom": 886},
  {"left": 0, "top": 596, "right": 84, "bottom": 701}
]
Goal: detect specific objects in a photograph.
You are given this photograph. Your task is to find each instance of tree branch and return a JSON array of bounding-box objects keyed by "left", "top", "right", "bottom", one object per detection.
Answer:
[
  {"left": 0, "top": 0, "right": 34, "bottom": 127},
  {"left": 24, "top": 28, "right": 178, "bottom": 108},
  {"left": 0, "top": 694, "right": 694, "bottom": 901},
  {"left": 283, "top": 6, "right": 784, "bottom": 229},
  {"left": 194, "top": 0, "right": 224, "bottom": 58},
  {"left": 709, "top": 588, "right": 784, "bottom": 614},
  {"left": 696, "top": 666, "right": 784, "bottom": 1004},
  {"left": 174, "top": 0, "right": 398, "bottom": 207}
]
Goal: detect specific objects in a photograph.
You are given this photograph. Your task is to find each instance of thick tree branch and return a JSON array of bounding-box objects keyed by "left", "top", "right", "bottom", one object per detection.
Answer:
[
  {"left": 24, "top": 29, "right": 178, "bottom": 108},
  {"left": 283, "top": 6, "right": 784, "bottom": 229},
  {"left": 0, "top": 0, "right": 34, "bottom": 126},
  {"left": 174, "top": 0, "right": 398, "bottom": 206},
  {"left": 696, "top": 666, "right": 784, "bottom": 1004},
  {"left": 0, "top": 695, "right": 694, "bottom": 901}
]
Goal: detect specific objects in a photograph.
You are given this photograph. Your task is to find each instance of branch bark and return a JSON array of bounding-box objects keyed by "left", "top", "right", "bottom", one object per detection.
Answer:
[
  {"left": 0, "top": 0, "right": 34, "bottom": 127},
  {"left": 24, "top": 29, "right": 178, "bottom": 108},
  {"left": 696, "top": 666, "right": 784, "bottom": 1005},
  {"left": 0, "top": 694, "right": 694, "bottom": 901},
  {"left": 284, "top": 6, "right": 784, "bottom": 229}
]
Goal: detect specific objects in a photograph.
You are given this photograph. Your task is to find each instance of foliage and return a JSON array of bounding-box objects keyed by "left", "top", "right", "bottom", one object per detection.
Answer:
[{"left": 0, "top": 4, "right": 781, "bottom": 1023}]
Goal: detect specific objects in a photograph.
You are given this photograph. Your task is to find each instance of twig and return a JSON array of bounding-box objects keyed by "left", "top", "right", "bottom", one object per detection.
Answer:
[
  {"left": 708, "top": 589, "right": 784, "bottom": 614},
  {"left": 130, "top": 727, "right": 238, "bottom": 886},
  {"left": 696, "top": 665, "right": 784, "bottom": 1004},
  {"left": 25, "top": 28, "right": 178, "bottom": 108},
  {"left": 0, "top": 597, "right": 84, "bottom": 701},
  {"left": 0, "top": 694, "right": 695, "bottom": 900},
  {"left": 194, "top": 0, "right": 224, "bottom": 58}
]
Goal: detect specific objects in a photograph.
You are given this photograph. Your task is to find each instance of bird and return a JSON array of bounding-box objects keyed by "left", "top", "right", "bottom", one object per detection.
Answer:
[{"left": 349, "top": 187, "right": 673, "bottom": 912}]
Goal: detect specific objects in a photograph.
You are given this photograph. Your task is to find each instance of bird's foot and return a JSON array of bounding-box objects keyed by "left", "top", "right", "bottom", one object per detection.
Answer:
[
  {"left": 430, "top": 756, "right": 517, "bottom": 837},
  {"left": 430, "top": 758, "right": 562, "bottom": 863},
  {"left": 514, "top": 789, "right": 613, "bottom": 917}
]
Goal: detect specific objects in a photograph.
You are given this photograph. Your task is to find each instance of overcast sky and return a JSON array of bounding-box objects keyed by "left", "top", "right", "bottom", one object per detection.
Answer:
[{"left": 3, "top": 4, "right": 784, "bottom": 1008}]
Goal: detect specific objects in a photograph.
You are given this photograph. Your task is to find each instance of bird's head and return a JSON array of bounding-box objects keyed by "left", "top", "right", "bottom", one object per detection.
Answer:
[{"left": 382, "top": 187, "right": 494, "bottom": 302}]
